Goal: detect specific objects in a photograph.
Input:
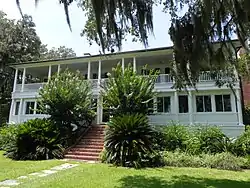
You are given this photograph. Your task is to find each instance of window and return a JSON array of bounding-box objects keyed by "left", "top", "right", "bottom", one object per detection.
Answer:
[
  {"left": 215, "top": 94, "right": 232, "bottom": 112},
  {"left": 25, "top": 101, "right": 35, "bottom": 115},
  {"left": 14, "top": 101, "right": 20, "bottom": 115},
  {"left": 196, "top": 95, "right": 212, "bottom": 112},
  {"left": 157, "top": 97, "right": 171, "bottom": 113},
  {"left": 179, "top": 96, "right": 189, "bottom": 113},
  {"left": 165, "top": 67, "right": 170, "bottom": 74}
]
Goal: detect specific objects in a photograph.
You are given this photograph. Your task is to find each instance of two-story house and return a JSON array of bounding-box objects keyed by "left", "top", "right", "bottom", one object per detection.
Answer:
[{"left": 8, "top": 44, "right": 244, "bottom": 137}]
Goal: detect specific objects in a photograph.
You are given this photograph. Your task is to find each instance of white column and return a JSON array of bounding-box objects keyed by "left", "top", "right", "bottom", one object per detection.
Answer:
[
  {"left": 97, "top": 96, "right": 102, "bottom": 124},
  {"left": 48, "top": 65, "right": 52, "bottom": 80},
  {"left": 57, "top": 64, "right": 61, "bottom": 74},
  {"left": 122, "top": 58, "right": 125, "bottom": 72},
  {"left": 13, "top": 68, "right": 18, "bottom": 92},
  {"left": 98, "top": 60, "right": 102, "bottom": 84},
  {"left": 88, "top": 61, "right": 91, "bottom": 79},
  {"left": 8, "top": 99, "right": 14, "bottom": 122},
  {"left": 236, "top": 89, "right": 243, "bottom": 125},
  {"left": 18, "top": 98, "right": 23, "bottom": 123},
  {"left": 188, "top": 91, "right": 193, "bottom": 124},
  {"left": 133, "top": 57, "right": 136, "bottom": 72},
  {"left": 34, "top": 101, "right": 37, "bottom": 115},
  {"left": 211, "top": 95, "right": 216, "bottom": 112},
  {"left": 174, "top": 91, "right": 179, "bottom": 121},
  {"left": 21, "top": 68, "right": 26, "bottom": 92}
]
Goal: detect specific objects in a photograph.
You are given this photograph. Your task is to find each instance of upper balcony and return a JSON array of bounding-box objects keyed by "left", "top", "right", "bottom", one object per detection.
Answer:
[
  {"left": 11, "top": 52, "right": 239, "bottom": 98},
  {"left": 13, "top": 71, "right": 235, "bottom": 97}
]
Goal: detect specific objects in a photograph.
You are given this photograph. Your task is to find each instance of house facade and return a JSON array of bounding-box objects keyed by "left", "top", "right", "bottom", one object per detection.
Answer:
[{"left": 9, "top": 46, "right": 245, "bottom": 137}]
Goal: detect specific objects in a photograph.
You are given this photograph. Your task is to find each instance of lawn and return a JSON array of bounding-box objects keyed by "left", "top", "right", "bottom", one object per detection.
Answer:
[
  {"left": 0, "top": 151, "right": 64, "bottom": 181},
  {"left": 1, "top": 151, "right": 250, "bottom": 188}
]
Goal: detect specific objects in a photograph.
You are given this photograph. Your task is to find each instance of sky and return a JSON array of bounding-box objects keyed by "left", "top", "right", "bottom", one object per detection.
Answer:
[{"left": 1, "top": 0, "right": 173, "bottom": 56}]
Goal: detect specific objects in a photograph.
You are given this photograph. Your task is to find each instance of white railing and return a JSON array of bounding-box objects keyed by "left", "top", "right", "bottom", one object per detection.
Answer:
[
  {"left": 14, "top": 71, "right": 232, "bottom": 93},
  {"left": 155, "top": 74, "right": 173, "bottom": 83},
  {"left": 16, "top": 83, "right": 44, "bottom": 92}
]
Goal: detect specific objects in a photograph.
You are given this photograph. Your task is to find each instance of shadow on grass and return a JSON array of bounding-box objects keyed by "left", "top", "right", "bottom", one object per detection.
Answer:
[{"left": 116, "top": 175, "right": 250, "bottom": 188}]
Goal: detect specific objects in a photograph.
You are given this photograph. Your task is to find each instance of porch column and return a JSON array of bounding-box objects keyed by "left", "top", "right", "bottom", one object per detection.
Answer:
[
  {"left": 188, "top": 91, "right": 193, "bottom": 124},
  {"left": 133, "top": 57, "right": 137, "bottom": 72},
  {"left": 122, "top": 58, "right": 125, "bottom": 72},
  {"left": 8, "top": 99, "right": 14, "bottom": 122},
  {"left": 34, "top": 101, "right": 38, "bottom": 115},
  {"left": 18, "top": 98, "right": 23, "bottom": 123},
  {"left": 98, "top": 60, "right": 102, "bottom": 84},
  {"left": 236, "top": 89, "right": 243, "bottom": 125},
  {"left": 13, "top": 68, "right": 18, "bottom": 92},
  {"left": 21, "top": 68, "right": 26, "bottom": 92},
  {"left": 57, "top": 64, "right": 61, "bottom": 74},
  {"left": 97, "top": 96, "right": 103, "bottom": 124},
  {"left": 48, "top": 65, "right": 52, "bottom": 80},
  {"left": 87, "top": 61, "right": 91, "bottom": 79},
  {"left": 174, "top": 91, "right": 179, "bottom": 121}
]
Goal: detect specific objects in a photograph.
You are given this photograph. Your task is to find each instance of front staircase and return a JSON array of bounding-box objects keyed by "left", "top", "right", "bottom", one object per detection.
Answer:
[{"left": 64, "top": 125, "right": 105, "bottom": 161}]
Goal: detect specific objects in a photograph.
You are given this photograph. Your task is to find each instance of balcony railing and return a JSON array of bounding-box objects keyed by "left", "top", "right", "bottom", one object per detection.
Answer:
[{"left": 14, "top": 72, "right": 232, "bottom": 93}]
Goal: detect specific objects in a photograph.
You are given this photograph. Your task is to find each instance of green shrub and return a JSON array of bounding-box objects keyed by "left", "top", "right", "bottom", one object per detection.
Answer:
[
  {"left": 38, "top": 69, "right": 95, "bottom": 140},
  {"left": 104, "top": 114, "right": 158, "bottom": 168},
  {"left": 164, "top": 151, "right": 245, "bottom": 171},
  {"left": 0, "top": 124, "right": 18, "bottom": 150},
  {"left": 151, "top": 126, "right": 167, "bottom": 151},
  {"left": 164, "top": 151, "right": 206, "bottom": 168},
  {"left": 163, "top": 124, "right": 191, "bottom": 152},
  {"left": 195, "top": 126, "right": 231, "bottom": 154},
  {"left": 207, "top": 152, "right": 244, "bottom": 171},
  {"left": 1, "top": 118, "right": 64, "bottom": 160},
  {"left": 101, "top": 64, "right": 158, "bottom": 116},
  {"left": 233, "top": 130, "right": 250, "bottom": 156}
]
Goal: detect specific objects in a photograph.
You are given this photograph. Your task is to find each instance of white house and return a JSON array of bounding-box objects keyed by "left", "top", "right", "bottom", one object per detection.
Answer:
[{"left": 8, "top": 44, "right": 245, "bottom": 137}]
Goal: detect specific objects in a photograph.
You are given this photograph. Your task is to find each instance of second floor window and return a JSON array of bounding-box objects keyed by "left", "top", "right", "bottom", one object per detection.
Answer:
[
  {"left": 215, "top": 94, "right": 232, "bottom": 112},
  {"left": 196, "top": 95, "right": 212, "bottom": 112},
  {"left": 25, "top": 101, "right": 35, "bottom": 115}
]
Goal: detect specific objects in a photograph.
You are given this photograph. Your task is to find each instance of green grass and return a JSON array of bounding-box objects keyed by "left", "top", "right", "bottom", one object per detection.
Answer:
[
  {"left": 1, "top": 151, "right": 250, "bottom": 188},
  {"left": 17, "top": 163, "right": 250, "bottom": 188},
  {"left": 0, "top": 151, "right": 64, "bottom": 181}
]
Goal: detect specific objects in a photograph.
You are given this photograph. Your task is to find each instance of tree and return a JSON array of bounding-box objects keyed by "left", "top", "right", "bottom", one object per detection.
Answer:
[
  {"left": 0, "top": 11, "right": 42, "bottom": 125},
  {"left": 17, "top": 1, "right": 250, "bottom": 87},
  {"left": 38, "top": 69, "right": 95, "bottom": 143},
  {"left": 40, "top": 45, "right": 76, "bottom": 60},
  {"left": 101, "top": 64, "right": 158, "bottom": 117}
]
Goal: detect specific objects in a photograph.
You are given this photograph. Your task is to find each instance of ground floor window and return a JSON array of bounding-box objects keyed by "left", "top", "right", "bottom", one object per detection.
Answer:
[
  {"left": 25, "top": 101, "right": 35, "bottom": 115},
  {"left": 215, "top": 94, "right": 232, "bottom": 112},
  {"left": 179, "top": 95, "right": 188, "bottom": 113},
  {"left": 157, "top": 97, "right": 171, "bottom": 113},
  {"left": 14, "top": 101, "right": 20, "bottom": 115},
  {"left": 196, "top": 95, "right": 212, "bottom": 112}
]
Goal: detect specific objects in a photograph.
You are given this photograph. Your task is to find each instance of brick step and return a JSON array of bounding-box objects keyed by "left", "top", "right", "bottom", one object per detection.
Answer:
[
  {"left": 86, "top": 133, "right": 105, "bottom": 137},
  {"left": 79, "top": 139, "right": 104, "bottom": 143},
  {"left": 74, "top": 144, "right": 103, "bottom": 149},
  {"left": 65, "top": 154, "right": 99, "bottom": 161},
  {"left": 70, "top": 147, "right": 103, "bottom": 152},
  {"left": 67, "top": 151, "right": 100, "bottom": 156},
  {"left": 78, "top": 143, "right": 103, "bottom": 147},
  {"left": 81, "top": 138, "right": 104, "bottom": 141},
  {"left": 83, "top": 136, "right": 104, "bottom": 139}
]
